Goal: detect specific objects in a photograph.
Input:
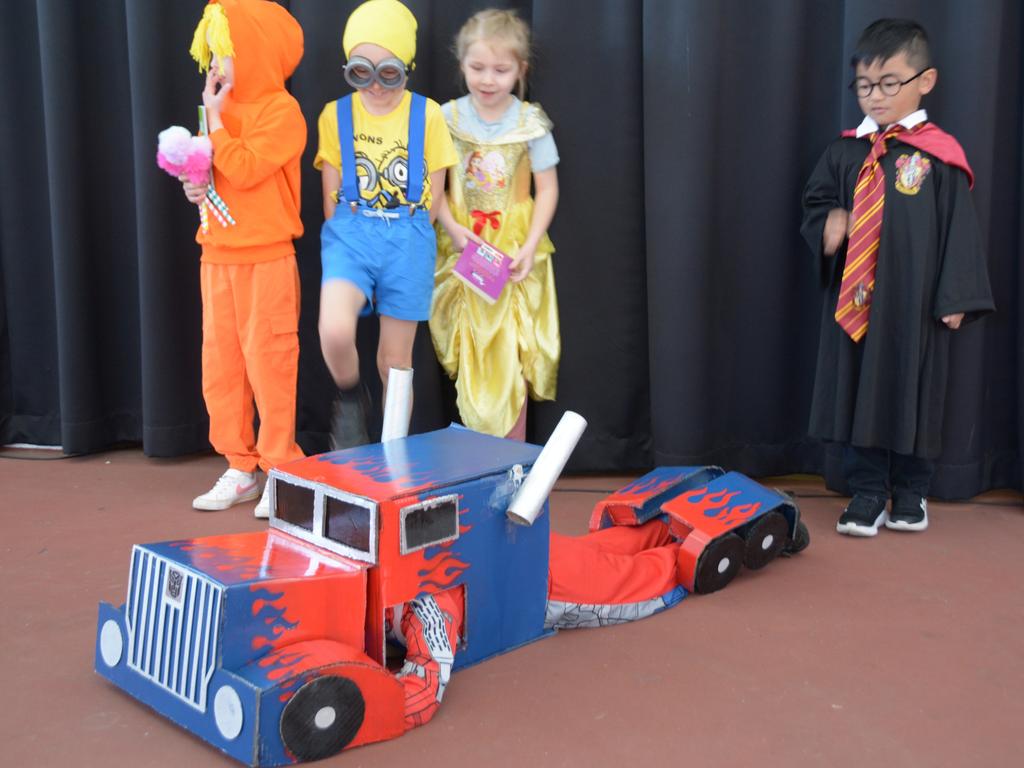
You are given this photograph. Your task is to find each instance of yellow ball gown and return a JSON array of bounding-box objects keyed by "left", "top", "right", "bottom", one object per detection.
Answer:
[{"left": 431, "top": 101, "right": 560, "bottom": 436}]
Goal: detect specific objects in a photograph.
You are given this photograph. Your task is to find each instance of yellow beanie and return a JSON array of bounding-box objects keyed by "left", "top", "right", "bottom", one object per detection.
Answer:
[{"left": 342, "top": 0, "right": 417, "bottom": 66}]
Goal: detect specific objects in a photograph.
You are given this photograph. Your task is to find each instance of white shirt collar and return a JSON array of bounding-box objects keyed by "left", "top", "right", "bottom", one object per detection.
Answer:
[{"left": 854, "top": 109, "right": 928, "bottom": 137}]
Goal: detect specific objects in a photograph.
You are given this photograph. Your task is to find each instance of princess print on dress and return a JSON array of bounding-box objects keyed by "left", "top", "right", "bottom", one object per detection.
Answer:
[{"left": 465, "top": 149, "right": 507, "bottom": 192}]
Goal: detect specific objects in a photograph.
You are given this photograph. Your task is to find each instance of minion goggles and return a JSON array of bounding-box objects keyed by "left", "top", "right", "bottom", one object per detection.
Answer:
[{"left": 343, "top": 56, "right": 408, "bottom": 90}]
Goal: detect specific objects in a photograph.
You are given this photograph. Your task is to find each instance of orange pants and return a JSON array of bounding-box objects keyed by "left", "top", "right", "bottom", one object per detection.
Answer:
[
  {"left": 200, "top": 256, "right": 304, "bottom": 473},
  {"left": 549, "top": 520, "right": 680, "bottom": 605}
]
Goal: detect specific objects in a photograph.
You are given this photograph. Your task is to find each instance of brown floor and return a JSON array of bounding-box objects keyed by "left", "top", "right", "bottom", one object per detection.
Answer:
[{"left": 1, "top": 449, "right": 1022, "bottom": 768}]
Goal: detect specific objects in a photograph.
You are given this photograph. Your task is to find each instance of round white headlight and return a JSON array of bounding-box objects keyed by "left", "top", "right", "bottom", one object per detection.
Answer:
[
  {"left": 214, "top": 685, "right": 244, "bottom": 740},
  {"left": 99, "top": 620, "right": 124, "bottom": 667}
]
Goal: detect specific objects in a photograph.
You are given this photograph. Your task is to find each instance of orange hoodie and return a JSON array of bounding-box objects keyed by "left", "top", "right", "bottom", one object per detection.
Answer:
[{"left": 199, "top": 0, "right": 305, "bottom": 264}]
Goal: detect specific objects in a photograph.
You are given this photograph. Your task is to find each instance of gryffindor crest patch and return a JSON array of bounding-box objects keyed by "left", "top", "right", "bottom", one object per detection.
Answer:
[{"left": 895, "top": 151, "right": 932, "bottom": 195}]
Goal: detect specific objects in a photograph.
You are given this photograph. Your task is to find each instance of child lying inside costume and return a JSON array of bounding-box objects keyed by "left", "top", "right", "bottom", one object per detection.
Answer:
[{"left": 391, "top": 518, "right": 691, "bottom": 728}]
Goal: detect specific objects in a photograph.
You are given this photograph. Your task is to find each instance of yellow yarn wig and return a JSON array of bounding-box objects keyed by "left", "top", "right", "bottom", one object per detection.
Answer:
[{"left": 189, "top": 3, "right": 235, "bottom": 72}]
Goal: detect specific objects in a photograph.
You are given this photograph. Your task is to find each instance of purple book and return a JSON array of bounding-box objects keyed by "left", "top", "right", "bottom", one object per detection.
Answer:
[{"left": 452, "top": 239, "right": 511, "bottom": 304}]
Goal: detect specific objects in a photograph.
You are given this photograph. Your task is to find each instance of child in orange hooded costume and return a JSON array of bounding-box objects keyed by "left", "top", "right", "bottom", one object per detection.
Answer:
[{"left": 182, "top": 0, "right": 306, "bottom": 517}]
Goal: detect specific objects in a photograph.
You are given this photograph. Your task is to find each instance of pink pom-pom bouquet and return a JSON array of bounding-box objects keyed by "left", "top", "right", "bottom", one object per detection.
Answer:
[{"left": 156, "top": 126, "right": 234, "bottom": 233}]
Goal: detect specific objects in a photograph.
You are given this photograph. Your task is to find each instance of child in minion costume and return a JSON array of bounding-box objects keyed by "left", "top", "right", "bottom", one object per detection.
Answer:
[{"left": 314, "top": 0, "right": 459, "bottom": 449}]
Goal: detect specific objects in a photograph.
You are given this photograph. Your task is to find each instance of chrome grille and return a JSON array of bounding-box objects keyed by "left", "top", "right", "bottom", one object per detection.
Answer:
[{"left": 124, "top": 547, "right": 223, "bottom": 711}]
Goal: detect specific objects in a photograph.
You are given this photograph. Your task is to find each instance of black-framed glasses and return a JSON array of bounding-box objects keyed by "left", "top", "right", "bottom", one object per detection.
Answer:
[
  {"left": 343, "top": 55, "right": 408, "bottom": 91},
  {"left": 849, "top": 68, "right": 932, "bottom": 98}
]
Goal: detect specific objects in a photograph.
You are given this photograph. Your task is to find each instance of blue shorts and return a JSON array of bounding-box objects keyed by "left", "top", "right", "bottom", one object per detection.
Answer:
[{"left": 320, "top": 207, "right": 436, "bottom": 321}]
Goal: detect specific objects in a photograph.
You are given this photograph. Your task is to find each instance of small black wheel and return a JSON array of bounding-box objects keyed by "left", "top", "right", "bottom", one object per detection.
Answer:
[
  {"left": 280, "top": 675, "right": 365, "bottom": 762},
  {"left": 782, "top": 519, "right": 811, "bottom": 557},
  {"left": 694, "top": 532, "right": 745, "bottom": 594},
  {"left": 742, "top": 511, "right": 789, "bottom": 570}
]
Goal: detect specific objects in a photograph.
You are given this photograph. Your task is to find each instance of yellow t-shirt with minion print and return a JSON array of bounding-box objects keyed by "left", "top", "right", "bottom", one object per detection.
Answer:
[{"left": 315, "top": 91, "right": 457, "bottom": 211}]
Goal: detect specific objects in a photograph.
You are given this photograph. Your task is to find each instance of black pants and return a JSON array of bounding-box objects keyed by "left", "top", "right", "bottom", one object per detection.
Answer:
[{"left": 843, "top": 444, "right": 934, "bottom": 499}]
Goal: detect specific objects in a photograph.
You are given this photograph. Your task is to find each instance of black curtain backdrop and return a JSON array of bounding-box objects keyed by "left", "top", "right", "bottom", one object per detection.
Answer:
[{"left": 1, "top": 1, "right": 1021, "bottom": 499}]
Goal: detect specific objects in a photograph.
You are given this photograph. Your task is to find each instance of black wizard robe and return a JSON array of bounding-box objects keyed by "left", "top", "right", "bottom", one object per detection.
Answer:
[{"left": 800, "top": 124, "right": 994, "bottom": 459}]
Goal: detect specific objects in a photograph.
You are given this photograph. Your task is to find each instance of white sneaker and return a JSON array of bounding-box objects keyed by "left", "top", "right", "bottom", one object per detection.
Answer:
[
  {"left": 254, "top": 482, "right": 272, "bottom": 519},
  {"left": 192, "top": 469, "right": 260, "bottom": 511}
]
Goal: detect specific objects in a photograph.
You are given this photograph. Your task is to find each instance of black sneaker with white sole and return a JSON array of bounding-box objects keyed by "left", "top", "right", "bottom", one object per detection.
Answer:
[
  {"left": 885, "top": 495, "right": 928, "bottom": 531},
  {"left": 836, "top": 494, "right": 888, "bottom": 537}
]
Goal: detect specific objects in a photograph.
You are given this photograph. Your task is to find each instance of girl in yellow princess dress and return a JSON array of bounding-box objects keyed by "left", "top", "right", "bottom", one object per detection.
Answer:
[{"left": 433, "top": 8, "right": 560, "bottom": 440}]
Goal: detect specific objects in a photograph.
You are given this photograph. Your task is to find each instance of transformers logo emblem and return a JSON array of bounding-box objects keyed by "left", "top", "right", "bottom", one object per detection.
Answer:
[{"left": 166, "top": 569, "right": 184, "bottom": 604}]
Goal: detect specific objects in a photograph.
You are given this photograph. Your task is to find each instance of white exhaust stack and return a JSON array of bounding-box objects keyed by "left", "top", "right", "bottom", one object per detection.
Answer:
[
  {"left": 506, "top": 411, "right": 587, "bottom": 526},
  {"left": 381, "top": 367, "right": 414, "bottom": 442}
]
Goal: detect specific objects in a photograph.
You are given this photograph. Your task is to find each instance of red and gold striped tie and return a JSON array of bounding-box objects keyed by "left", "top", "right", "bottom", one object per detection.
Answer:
[{"left": 835, "top": 124, "right": 905, "bottom": 341}]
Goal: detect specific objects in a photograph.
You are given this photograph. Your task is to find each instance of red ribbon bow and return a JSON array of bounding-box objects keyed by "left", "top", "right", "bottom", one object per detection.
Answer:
[{"left": 470, "top": 209, "right": 501, "bottom": 236}]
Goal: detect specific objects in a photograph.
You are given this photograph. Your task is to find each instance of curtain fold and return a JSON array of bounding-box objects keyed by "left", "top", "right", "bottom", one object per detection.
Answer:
[
  {"left": 0, "top": 0, "right": 1019, "bottom": 498},
  {"left": 125, "top": 0, "right": 212, "bottom": 457}
]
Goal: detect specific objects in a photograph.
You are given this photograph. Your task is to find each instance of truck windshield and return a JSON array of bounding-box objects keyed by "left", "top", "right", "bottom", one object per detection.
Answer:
[
  {"left": 276, "top": 481, "right": 315, "bottom": 532},
  {"left": 325, "top": 496, "right": 371, "bottom": 555}
]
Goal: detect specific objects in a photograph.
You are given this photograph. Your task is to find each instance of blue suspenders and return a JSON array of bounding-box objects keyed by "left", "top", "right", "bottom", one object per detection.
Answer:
[
  {"left": 337, "top": 95, "right": 359, "bottom": 208},
  {"left": 336, "top": 93, "right": 427, "bottom": 212},
  {"left": 405, "top": 93, "right": 426, "bottom": 206}
]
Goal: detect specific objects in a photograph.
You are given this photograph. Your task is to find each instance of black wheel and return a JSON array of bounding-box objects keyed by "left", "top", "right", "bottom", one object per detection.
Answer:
[
  {"left": 694, "top": 532, "right": 744, "bottom": 594},
  {"left": 280, "top": 675, "right": 365, "bottom": 761},
  {"left": 782, "top": 519, "right": 811, "bottom": 557},
  {"left": 742, "top": 511, "right": 789, "bottom": 570}
]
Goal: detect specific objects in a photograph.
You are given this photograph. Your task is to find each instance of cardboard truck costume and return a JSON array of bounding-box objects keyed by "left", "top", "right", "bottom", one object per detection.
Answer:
[{"left": 95, "top": 426, "right": 808, "bottom": 765}]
